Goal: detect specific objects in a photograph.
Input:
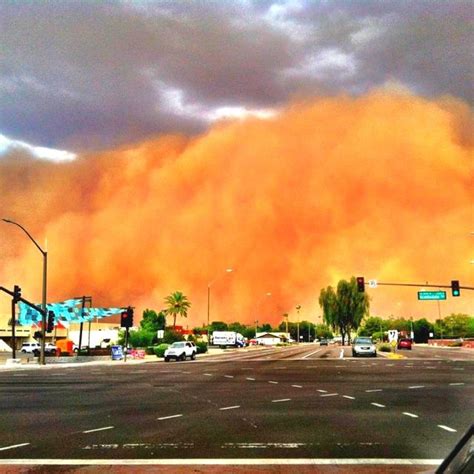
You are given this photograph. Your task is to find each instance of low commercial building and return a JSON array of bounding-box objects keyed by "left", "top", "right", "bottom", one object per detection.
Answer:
[{"left": 255, "top": 332, "right": 289, "bottom": 346}]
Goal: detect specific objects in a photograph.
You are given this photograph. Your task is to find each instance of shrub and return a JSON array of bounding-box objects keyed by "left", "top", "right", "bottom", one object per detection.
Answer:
[
  {"left": 196, "top": 341, "right": 208, "bottom": 354},
  {"left": 145, "top": 346, "right": 155, "bottom": 355},
  {"left": 154, "top": 344, "right": 169, "bottom": 358},
  {"left": 378, "top": 343, "right": 392, "bottom": 352}
]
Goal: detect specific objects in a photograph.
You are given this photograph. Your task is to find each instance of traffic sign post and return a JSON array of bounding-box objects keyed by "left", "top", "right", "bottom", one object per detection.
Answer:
[{"left": 417, "top": 291, "right": 447, "bottom": 300}]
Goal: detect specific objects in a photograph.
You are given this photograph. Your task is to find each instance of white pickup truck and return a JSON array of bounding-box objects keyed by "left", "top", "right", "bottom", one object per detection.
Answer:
[{"left": 164, "top": 341, "right": 197, "bottom": 362}]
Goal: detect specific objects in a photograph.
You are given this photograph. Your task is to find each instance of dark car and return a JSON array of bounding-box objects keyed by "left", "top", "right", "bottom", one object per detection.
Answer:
[{"left": 397, "top": 338, "right": 413, "bottom": 350}]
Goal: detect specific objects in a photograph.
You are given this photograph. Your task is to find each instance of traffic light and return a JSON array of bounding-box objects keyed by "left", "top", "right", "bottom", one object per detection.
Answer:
[
  {"left": 121, "top": 306, "right": 134, "bottom": 328},
  {"left": 356, "top": 277, "right": 365, "bottom": 292},
  {"left": 451, "top": 280, "right": 460, "bottom": 297},
  {"left": 13, "top": 285, "right": 21, "bottom": 303},
  {"left": 47, "top": 310, "right": 55, "bottom": 332}
]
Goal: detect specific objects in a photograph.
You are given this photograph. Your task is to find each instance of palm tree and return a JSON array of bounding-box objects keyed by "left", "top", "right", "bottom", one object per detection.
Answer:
[{"left": 164, "top": 291, "right": 191, "bottom": 329}]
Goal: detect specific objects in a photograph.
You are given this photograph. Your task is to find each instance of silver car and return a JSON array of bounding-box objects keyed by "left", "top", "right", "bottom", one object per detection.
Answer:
[{"left": 352, "top": 337, "right": 377, "bottom": 357}]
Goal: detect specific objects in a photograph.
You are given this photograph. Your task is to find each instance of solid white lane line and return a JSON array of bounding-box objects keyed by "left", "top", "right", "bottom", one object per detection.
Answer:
[
  {"left": 246, "top": 377, "right": 255, "bottom": 381},
  {"left": 272, "top": 398, "right": 291, "bottom": 403},
  {"left": 371, "top": 403, "right": 386, "bottom": 408},
  {"left": 302, "top": 349, "right": 322, "bottom": 359},
  {"left": 449, "top": 382, "right": 465, "bottom": 386},
  {"left": 292, "top": 385, "right": 303, "bottom": 388},
  {"left": 438, "top": 425, "right": 457, "bottom": 433},
  {"left": 219, "top": 406, "right": 240, "bottom": 411},
  {"left": 365, "top": 389, "right": 382, "bottom": 392},
  {"left": 224, "top": 375, "right": 234, "bottom": 378},
  {"left": 82, "top": 426, "right": 114, "bottom": 433},
  {"left": 409, "top": 385, "right": 425, "bottom": 389},
  {"left": 343, "top": 395, "right": 355, "bottom": 400},
  {"left": 317, "top": 389, "right": 327, "bottom": 393},
  {"left": 157, "top": 414, "right": 183, "bottom": 421},
  {"left": 268, "top": 381, "right": 278, "bottom": 384},
  {"left": 320, "top": 393, "right": 338, "bottom": 397},
  {"left": 0, "top": 443, "right": 30, "bottom": 451},
  {"left": 403, "top": 412, "right": 419, "bottom": 418}
]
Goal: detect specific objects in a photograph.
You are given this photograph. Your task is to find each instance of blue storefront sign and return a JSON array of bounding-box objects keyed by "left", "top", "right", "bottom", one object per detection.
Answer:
[{"left": 111, "top": 345, "right": 123, "bottom": 360}]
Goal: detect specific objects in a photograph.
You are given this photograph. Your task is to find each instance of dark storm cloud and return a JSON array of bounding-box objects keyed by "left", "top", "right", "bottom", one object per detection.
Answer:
[{"left": 0, "top": 0, "right": 472, "bottom": 150}]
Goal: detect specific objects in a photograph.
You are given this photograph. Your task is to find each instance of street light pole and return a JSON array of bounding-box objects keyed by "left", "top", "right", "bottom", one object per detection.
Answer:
[
  {"left": 3, "top": 219, "right": 48, "bottom": 365},
  {"left": 296, "top": 305, "right": 301, "bottom": 344},
  {"left": 207, "top": 268, "right": 233, "bottom": 348}
]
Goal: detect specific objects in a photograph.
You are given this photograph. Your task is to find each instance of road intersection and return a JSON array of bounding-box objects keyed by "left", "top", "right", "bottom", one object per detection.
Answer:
[{"left": 0, "top": 344, "right": 472, "bottom": 472}]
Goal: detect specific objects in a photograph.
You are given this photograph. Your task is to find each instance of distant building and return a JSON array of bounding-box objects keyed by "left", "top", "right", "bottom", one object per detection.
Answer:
[{"left": 255, "top": 332, "right": 289, "bottom": 346}]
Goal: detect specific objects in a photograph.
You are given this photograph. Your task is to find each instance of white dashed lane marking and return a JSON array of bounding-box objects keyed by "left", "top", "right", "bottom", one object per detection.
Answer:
[
  {"left": 246, "top": 377, "right": 255, "bottom": 381},
  {"left": 317, "top": 389, "right": 327, "bottom": 393},
  {"left": 203, "top": 373, "right": 213, "bottom": 376},
  {"left": 409, "top": 385, "right": 425, "bottom": 389},
  {"left": 342, "top": 395, "right": 355, "bottom": 400},
  {"left": 302, "top": 349, "right": 322, "bottom": 359},
  {"left": 82, "top": 426, "right": 114, "bottom": 433},
  {"left": 0, "top": 443, "right": 30, "bottom": 452},
  {"left": 449, "top": 382, "right": 465, "bottom": 386},
  {"left": 224, "top": 375, "right": 234, "bottom": 378},
  {"left": 371, "top": 403, "right": 386, "bottom": 408},
  {"left": 268, "top": 381, "right": 278, "bottom": 384},
  {"left": 292, "top": 385, "right": 303, "bottom": 388},
  {"left": 365, "top": 389, "right": 382, "bottom": 393},
  {"left": 272, "top": 398, "right": 291, "bottom": 403},
  {"left": 403, "top": 412, "right": 419, "bottom": 418},
  {"left": 219, "top": 405, "right": 240, "bottom": 411},
  {"left": 320, "top": 393, "right": 338, "bottom": 397},
  {"left": 438, "top": 425, "right": 457, "bottom": 433},
  {"left": 157, "top": 414, "right": 183, "bottom": 421}
]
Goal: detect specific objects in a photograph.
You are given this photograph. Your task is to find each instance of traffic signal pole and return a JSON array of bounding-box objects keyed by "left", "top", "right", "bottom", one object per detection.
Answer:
[
  {"left": 0, "top": 286, "right": 46, "bottom": 362},
  {"left": 11, "top": 294, "right": 16, "bottom": 359}
]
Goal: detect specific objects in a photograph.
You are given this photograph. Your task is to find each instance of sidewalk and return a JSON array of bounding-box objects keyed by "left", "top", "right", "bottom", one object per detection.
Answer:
[{"left": 0, "top": 347, "right": 226, "bottom": 371}]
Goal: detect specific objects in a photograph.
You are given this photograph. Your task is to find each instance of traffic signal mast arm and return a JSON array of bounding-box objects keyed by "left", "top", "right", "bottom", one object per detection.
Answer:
[
  {"left": 371, "top": 282, "right": 474, "bottom": 290},
  {"left": 0, "top": 286, "right": 46, "bottom": 316}
]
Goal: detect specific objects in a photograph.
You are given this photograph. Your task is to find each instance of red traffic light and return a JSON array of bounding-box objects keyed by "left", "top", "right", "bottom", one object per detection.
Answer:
[{"left": 356, "top": 277, "right": 365, "bottom": 292}]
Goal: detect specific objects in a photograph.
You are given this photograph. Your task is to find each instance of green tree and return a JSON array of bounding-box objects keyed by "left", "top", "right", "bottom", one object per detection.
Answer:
[
  {"left": 164, "top": 291, "right": 191, "bottom": 328},
  {"left": 413, "top": 318, "right": 433, "bottom": 343},
  {"left": 315, "top": 324, "right": 333, "bottom": 340},
  {"left": 210, "top": 321, "right": 228, "bottom": 331},
  {"left": 319, "top": 277, "right": 370, "bottom": 345},
  {"left": 358, "top": 316, "right": 387, "bottom": 337},
  {"left": 140, "top": 309, "right": 166, "bottom": 332},
  {"left": 260, "top": 323, "right": 273, "bottom": 332},
  {"left": 228, "top": 322, "right": 247, "bottom": 334},
  {"left": 163, "top": 330, "right": 185, "bottom": 344},
  {"left": 443, "top": 313, "right": 472, "bottom": 338}
]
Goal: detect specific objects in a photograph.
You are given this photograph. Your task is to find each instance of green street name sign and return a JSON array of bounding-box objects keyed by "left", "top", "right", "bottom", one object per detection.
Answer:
[{"left": 417, "top": 291, "right": 447, "bottom": 301}]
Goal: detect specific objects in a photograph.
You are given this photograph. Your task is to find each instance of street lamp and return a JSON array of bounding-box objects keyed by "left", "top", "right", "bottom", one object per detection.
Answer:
[
  {"left": 296, "top": 305, "right": 301, "bottom": 344},
  {"left": 3, "top": 219, "right": 47, "bottom": 365},
  {"left": 207, "top": 268, "right": 233, "bottom": 346}
]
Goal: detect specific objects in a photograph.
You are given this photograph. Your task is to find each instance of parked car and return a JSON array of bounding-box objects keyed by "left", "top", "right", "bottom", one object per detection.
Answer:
[
  {"left": 352, "top": 337, "right": 377, "bottom": 357},
  {"left": 320, "top": 339, "right": 329, "bottom": 346},
  {"left": 31, "top": 342, "right": 58, "bottom": 356},
  {"left": 20, "top": 342, "right": 41, "bottom": 354},
  {"left": 164, "top": 341, "right": 197, "bottom": 362},
  {"left": 397, "top": 338, "right": 413, "bottom": 350}
]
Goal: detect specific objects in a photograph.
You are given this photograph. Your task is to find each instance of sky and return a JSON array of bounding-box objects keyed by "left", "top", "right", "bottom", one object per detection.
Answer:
[{"left": 0, "top": 1, "right": 472, "bottom": 327}]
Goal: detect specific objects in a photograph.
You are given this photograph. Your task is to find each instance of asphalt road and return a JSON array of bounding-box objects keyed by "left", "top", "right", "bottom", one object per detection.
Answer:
[{"left": 0, "top": 344, "right": 472, "bottom": 472}]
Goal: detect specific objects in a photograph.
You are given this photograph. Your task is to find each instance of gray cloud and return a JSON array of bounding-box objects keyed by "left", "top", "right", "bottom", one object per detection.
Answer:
[{"left": 1, "top": 0, "right": 472, "bottom": 151}]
